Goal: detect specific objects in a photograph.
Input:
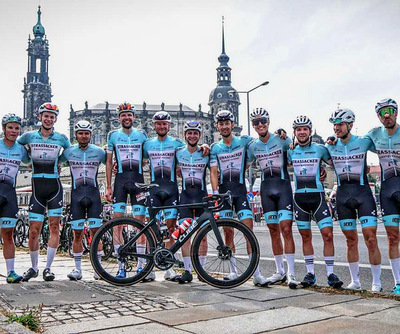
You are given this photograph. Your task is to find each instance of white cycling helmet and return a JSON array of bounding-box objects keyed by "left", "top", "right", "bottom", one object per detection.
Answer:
[
  {"left": 38, "top": 102, "right": 59, "bottom": 116},
  {"left": 375, "top": 98, "right": 398, "bottom": 114},
  {"left": 329, "top": 108, "right": 355, "bottom": 124},
  {"left": 153, "top": 111, "right": 172, "bottom": 123},
  {"left": 74, "top": 120, "right": 93, "bottom": 133},
  {"left": 215, "top": 110, "right": 234, "bottom": 122},
  {"left": 184, "top": 120, "right": 202, "bottom": 133},
  {"left": 250, "top": 108, "right": 269, "bottom": 121},
  {"left": 293, "top": 115, "right": 312, "bottom": 129}
]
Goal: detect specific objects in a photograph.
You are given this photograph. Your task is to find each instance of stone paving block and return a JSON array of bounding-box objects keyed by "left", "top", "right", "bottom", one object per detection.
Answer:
[
  {"left": 316, "top": 297, "right": 400, "bottom": 317},
  {"left": 266, "top": 316, "right": 400, "bottom": 334},
  {"left": 141, "top": 300, "right": 271, "bottom": 326},
  {"left": 176, "top": 306, "right": 335, "bottom": 334},
  {"left": 95, "top": 322, "right": 191, "bottom": 334},
  {"left": 168, "top": 290, "right": 239, "bottom": 306},
  {"left": 357, "top": 306, "right": 400, "bottom": 325},
  {"left": 43, "top": 315, "right": 150, "bottom": 334}
]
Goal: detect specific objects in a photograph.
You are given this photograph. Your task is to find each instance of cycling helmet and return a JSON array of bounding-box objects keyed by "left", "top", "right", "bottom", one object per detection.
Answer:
[
  {"left": 38, "top": 102, "right": 59, "bottom": 116},
  {"left": 184, "top": 120, "right": 202, "bottom": 133},
  {"left": 375, "top": 98, "right": 398, "bottom": 114},
  {"left": 152, "top": 111, "right": 171, "bottom": 123},
  {"left": 250, "top": 108, "right": 269, "bottom": 121},
  {"left": 215, "top": 110, "right": 235, "bottom": 122},
  {"left": 329, "top": 108, "right": 355, "bottom": 124},
  {"left": 74, "top": 120, "right": 93, "bottom": 133},
  {"left": 293, "top": 115, "right": 312, "bottom": 129},
  {"left": 117, "top": 102, "right": 135, "bottom": 115},
  {"left": 2, "top": 113, "right": 22, "bottom": 126}
]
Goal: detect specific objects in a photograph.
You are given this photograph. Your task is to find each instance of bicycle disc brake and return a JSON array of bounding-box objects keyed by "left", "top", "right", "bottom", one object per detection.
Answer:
[{"left": 153, "top": 248, "right": 175, "bottom": 270}]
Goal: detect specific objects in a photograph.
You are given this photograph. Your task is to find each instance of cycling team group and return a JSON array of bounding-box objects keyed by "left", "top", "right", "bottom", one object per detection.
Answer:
[{"left": 0, "top": 97, "right": 400, "bottom": 294}]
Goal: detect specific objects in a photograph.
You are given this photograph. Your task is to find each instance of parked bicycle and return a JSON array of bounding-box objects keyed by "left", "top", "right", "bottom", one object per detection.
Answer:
[{"left": 90, "top": 184, "right": 260, "bottom": 289}]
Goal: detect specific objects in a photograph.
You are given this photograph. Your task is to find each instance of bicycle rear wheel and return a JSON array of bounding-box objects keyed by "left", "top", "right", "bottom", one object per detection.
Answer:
[
  {"left": 13, "top": 219, "right": 25, "bottom": 247},
  {"left": 191, "top": 219, "right": 259, "bottom": 288},
  {"left": 90, "top": 217, "right": 156, "bottom": 286}
]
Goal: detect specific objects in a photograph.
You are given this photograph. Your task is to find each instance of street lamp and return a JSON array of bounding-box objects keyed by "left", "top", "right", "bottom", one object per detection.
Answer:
[
  {"left": 237, "top": 81, "right": 269, "bottom": 193},
  {"left": 237, "top": 81, "right": 269, "bottom": 135}
]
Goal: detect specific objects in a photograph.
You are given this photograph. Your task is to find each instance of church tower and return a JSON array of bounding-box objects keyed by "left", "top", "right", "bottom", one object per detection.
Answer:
[
  {"left": 22, "top": 6, "right": 52, "bottom": 129},
  {"left": 208, "top": 18, "right": 241, "bottom": 137}
]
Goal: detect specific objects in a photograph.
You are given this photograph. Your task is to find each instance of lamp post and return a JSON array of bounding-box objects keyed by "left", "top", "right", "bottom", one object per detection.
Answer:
[{"left": 237, "top": 81, "right": 269, "bottom": 192}]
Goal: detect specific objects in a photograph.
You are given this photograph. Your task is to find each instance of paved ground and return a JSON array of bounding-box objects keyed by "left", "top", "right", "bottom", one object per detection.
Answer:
[{"left": 0, "top": 250, "right": 399, "bottom": 333}]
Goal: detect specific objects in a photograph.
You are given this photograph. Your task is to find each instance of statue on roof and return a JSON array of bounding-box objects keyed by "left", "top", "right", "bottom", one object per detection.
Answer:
[
  {"left": 199, "top": 103, "right": 202, "bottom": 112},
  {"left": 179, "top": 103, "right": 183, "bottom": 111},
  {"left": 143, "top": 101, "right": 146, "bottom": 110},
  {"left": 70, "top": 104, "right": 74, "bottom": 113},
  {"left": 105, "top": 101, "right": 109, "bottom": 110},
  {"left": 161, "top": 102, "right": 165, "bottom": 110},
  {"left": 85, "top": 101, "right": 88, "bottom": 109}
]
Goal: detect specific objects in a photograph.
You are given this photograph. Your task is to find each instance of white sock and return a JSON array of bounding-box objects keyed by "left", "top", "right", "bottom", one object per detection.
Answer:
[
  {"left": 199, "top": 256, "right": 206, "bottom": 267},
  {"left": 137, "top": 244, "right": 146, "bottom": 269},
  {"left": 114, "top": 245, "right": 123, "bottom": 270},
  {"left": 348, "top": 261, "right": 360, "bottom": 284},
  {"left": 274, "top": 255, "right": 285, "bottom": 274},
  {"left": 371, "top": 264, "right": 381, "bottom": 285},
  {"left": 73, "top": 252, "right": 82, "bottom": 271},
  {"left": 249, "top": 254, "right": 260, "bottom": 276},
  {"left": 324, "top": 256, "right": 335, "bottom": 276},
  {"left": 183, "top": 257, "right": 192, "bottom": 271},
  {"left": 229, "top": 256, "right": 238, "bottom": 274},
  {"left": 97, "top": 251, "right": 104, "bottom": 262},
  {"left": 389, "top": 258, "right": 400, "bottom": 284},
  {"left": 285, "top": 254, "right": 295, "bottom": 275},
  {"left": 30, "top": 250, "right": 39, "bottom": 272},
  {"left": 5, "top": 258, "right": 15, "bottom": 274},
  {"left": 304, "top": 255, "right": 314, "bottom": 274},
  {"left": 45, "top": 247, "right": 57, "bottom": 270}
]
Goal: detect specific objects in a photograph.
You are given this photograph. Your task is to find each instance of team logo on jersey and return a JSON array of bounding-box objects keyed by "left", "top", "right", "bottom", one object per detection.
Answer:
[
  {"left": 58, "top": 200, "right": 63, "bottom": 206},
  {"left": 322, "top": 209, "right": 328, "bottom": 216},
  {"left": 299, "top": 168, "right": 307, "bottom": 175},
  {"left": 371, "top": 210, "right": 376, "bottom": 216},
  {"left": 242, "top": 201, "right": 247, "bottom": 207},
  {"left": 286, "top": 205, "right": 292, "bottom": 210}
]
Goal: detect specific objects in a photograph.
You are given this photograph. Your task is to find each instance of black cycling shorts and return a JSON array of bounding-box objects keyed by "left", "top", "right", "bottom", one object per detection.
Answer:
[
  {"left": 294, "top": 192, "right": 332, "bottom": 229},
  {"left": 29, "top": 178, "right": 63, "bottom": 222},
  {"left": 70, "top": 185, "right": 102, "bottom": 229},
  {"left": 0, "top": 182, "right": 18, "bottom": 227},
  {"left": 218, "top": 183, "right": 253, "bottom": 221},
  {"left": 260, "top": 178, "right": 293, "bottom": 224},
  {"left": 113, "top": 171, "right": 145, "bottom": 214},
  {"left": 178, "top": 188, "right": 208, "bottom": 221},
  {"left": 149, "top": 180, "right": 179, "bottom": 220},
  {"left": 336, "top": 183, "right": 377, "bottom": 230},
  {"left": 380, "top": 177, "right": 400, "bottom": 226}
]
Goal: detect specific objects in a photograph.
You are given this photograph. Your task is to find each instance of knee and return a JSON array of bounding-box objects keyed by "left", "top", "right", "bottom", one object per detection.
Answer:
[
  {"left": 322, "top": 231, "right": 333, "bottom": 244},
  {"left": 73, "top": 230, "right": 83, "bottom": 241},
  {"left": 387, "top": 234, "right": 399, "bottom": 248},
  {"left": 29, "top": 227, "right": 40, "bottom": 239},
  {"left": 346, "top": 237, "right": 358, "bottom": 248},
  {"left": 365, "top": 235, "right": 378, "bottom": 250},
  {"left": 2, "top": 230, "right": 13, "bottom": 243},
  {"left": 281, "top": 227, "right": 293, "bottom": 240}
]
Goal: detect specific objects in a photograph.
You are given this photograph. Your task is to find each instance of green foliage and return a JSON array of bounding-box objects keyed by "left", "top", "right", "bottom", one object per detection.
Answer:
[{"left": 7, "top": 305, "right": 42, "bottom": 332}]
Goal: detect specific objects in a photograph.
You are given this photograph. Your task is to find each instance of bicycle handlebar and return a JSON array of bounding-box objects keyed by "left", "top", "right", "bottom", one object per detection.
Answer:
[{"left": 202, "top": 191, "right": 232, "bottom": 211}]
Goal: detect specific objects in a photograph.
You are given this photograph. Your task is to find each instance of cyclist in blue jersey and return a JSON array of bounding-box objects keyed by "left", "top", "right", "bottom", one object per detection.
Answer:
[
  {"left": 61, "top": 121, "right": 106, "bottom": 280},
  {"left": 105, "top": 103, "right": 149, "bottom": 280},
  {"left": 210, "top": 110, "right": 268, "bottom": 286},
  {"left": 247, "top": 108, "right": 298, "bottom": 288},
  {"left": 326, "top": 108, "right": 382, "bottom": 292},
  {"left": 0, "top": 114, "right": 30, "bottom": 283},
  {"left": 288, "top": 116, "right": 343, "bottom": 289},
  {"left": 175, "top": 120, "right": 209, "bottom": 283},
  {"left": 18, "top": 103, "right": 71, "bottom": 282},
  {"left": 365, "top": 98, "right": 400, "bottom": 294}
]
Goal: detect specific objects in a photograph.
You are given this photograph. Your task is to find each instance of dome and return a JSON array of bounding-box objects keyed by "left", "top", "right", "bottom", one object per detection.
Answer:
[
  {"left": 208, "top": 86, "right": 240, "bottom": 105},
  {"left": 33, "top": 6, "right": 45, "bottom": 39}
]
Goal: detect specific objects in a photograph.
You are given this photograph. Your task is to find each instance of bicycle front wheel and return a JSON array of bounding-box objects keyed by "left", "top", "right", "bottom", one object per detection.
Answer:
[
  {"left": 90, "top": 218, "right": 157, "bottom": 286},
  {"left": 13, "top": 219, "right": 26, "bottom": 247},
  {"left": 191, "top": 219, "right": 259, "bottom": 288}
]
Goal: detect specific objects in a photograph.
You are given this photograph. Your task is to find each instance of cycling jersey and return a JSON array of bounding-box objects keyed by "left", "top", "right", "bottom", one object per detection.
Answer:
[
  {"left": 61, "top": 144, "right": 106, "bottom": 189},
  {"left": 18, "top": 130, "right": 70, "bottom": 178},
  {"left": 247, "top": 134, "right": 291, "bottom": 181},
  {"left": 143, "top": 136, "right": 185, "bottom": 183},
  {"left": 365, "top": 126, "right": 400, "bottom": 226},
  {"left": 107, "top": 128, "right": 147, "bottom": 174},
  {"left": 210, "top": 136, "right": 253, "bottom": 221},
  {"left": 325, "top": 135, "right": 373, "bottom": 186},
  {"left": 288, "top": 143, "right": 331, "bottom": 193},
  {"left": 176, "top": 146, "right": 210, "bottom": 221},
  {"left": 0, "top": 140, "right": 29, "bottom": 187},
  {"left": 247, "top": 134, "right": 293, "bottom": 223}
]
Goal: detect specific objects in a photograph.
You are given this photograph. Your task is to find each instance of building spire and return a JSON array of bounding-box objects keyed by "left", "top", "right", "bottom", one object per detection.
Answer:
[
  {"left": 33, "top": 5, "right": 45, "bottom": 39},
  {"left": 222, "top": 16, "right": 225, "bottom": 54}
]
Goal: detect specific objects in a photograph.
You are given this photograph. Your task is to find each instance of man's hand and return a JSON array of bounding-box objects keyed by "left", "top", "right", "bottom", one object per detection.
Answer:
[
  {"left": 275, "top": 128, "right": 287, "bottom": 140},
  {"left": 105, "top": 188, "right": 113, "bottom": 203},
  {"left": 326, "top": 136, "right": 337, "bottom": 146},
  {"left": 200, "top": 144, "right": 210, "bottom": 156},
  {"left": 112, "top": 161, "right": 117, "bottom": 174},
  {"left": 319, "top": 167, "right": 327, "bottom": 182}
]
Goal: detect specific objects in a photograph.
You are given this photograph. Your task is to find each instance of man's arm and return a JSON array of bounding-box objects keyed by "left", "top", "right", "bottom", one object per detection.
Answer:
[
  {"left": 210, "top": 166, "right": 219, "bottom": 193},
  {"left": 105, "top": 152, "right": 113, "bottom": 202}
]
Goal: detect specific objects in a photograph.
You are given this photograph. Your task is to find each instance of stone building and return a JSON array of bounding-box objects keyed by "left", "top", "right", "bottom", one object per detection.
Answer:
[{"left": 22, "top": 6, "right": 52, "bottom": 132}]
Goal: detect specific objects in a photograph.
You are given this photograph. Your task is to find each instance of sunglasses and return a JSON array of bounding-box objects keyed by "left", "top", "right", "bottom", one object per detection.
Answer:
[
  {"left": 379, "top": 107, "right": 396, "bottom": 117},
  {"left": 45, "top": 104, "right": 58, "bottom": 111},
  {"left": 252, "top": 118, "right": 268, "bottom": 126}
]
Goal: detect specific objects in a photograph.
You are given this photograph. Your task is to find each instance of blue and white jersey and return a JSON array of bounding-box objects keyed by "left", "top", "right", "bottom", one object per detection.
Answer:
[
  {"left": 365, "top": 126, "right": 400, "bottom": 181},
  {"left": 0, "top": 140, "right": 29, "bottom": 186},
  {"left": 176, "top": 146, "right": 209, "bottom": 191},
  {"left": 17, "top": 130, "right": 70, "bottom": 178},
  {"left": 210, "top": 135, "right": 252, "bottom": 185},
  {"left": 143, "top": 136, "right": 185, "bottom": 182},
  {"left": 61, "top": 144, "right": 106, "bottom": 189},
  {"left": 107, "top": 128, "right": 147, "bottom": 174},
  {"left": 247, "top": 134, "right": 291, "bottom": 181},
  {"left": 325, "top": 135, "right": 373, "bottom": 186},
  {"left": 288, "top": 143, "right": 331, "bottom": 193}
]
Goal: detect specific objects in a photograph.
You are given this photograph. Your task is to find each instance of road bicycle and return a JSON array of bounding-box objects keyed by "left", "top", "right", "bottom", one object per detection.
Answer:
[{"left": 90, "top": 184, "right": 260, "bottom": 288}]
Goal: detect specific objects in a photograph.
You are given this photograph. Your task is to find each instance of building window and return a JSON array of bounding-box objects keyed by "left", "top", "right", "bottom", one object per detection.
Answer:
[{"left": 36, "top": 58, "right": 41, "bottom": 73}]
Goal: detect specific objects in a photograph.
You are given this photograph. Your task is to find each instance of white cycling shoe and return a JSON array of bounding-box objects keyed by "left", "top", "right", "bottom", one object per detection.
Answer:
[
  {"left": 164, "top": 268, "right": 180, "bottom": 281},
  {"left": 371, "top": 283, "right": 382, "bottom": 292},
  {"left": 287, "top": 274, "right": 299, "bottom": 289},
  {"left": 223, "top": 272, "right": 238, "bottom": 280},
  {"left": 266, "top": 272, "right": 287, "bottom": 285},
  {"left": 253, "top": 274, "right": 269, "bottom": 287},
  {"left": 67, "top": 269, "right": 82, "bottom": 281},
  {"left": 346, "top": 281, "right": 362, "bottom": 290}
]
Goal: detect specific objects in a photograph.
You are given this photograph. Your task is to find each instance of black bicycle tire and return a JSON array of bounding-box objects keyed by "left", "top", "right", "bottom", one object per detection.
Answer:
[
  {"left": 191, "top": 218, "right": 260, "bottom": 289},
  {"left": 90, "top": 217, "right": 157, "bottom": 286},
  {"left": 13, "top": 219, "right": 25, "bottom": 247}
]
